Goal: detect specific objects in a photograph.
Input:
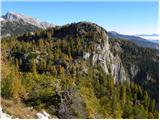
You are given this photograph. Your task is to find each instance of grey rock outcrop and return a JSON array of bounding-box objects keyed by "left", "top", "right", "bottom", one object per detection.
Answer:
[
  {"left": 81, "top": 23, "right": 129, "bottom": 83},
  {"left": 129, "top": 64, "right": 139, "bottom": 79}
]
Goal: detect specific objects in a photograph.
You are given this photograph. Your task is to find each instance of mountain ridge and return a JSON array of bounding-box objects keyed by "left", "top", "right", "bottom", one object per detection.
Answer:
[
  {"left": 108, "top": 31, "right": 159, "bottom": 49},
  {"left": 1, "top": 11, "right": 55, "bottom": 37},
  {"left": 1, "top": 11, "right": 54, "bottom": 29}
]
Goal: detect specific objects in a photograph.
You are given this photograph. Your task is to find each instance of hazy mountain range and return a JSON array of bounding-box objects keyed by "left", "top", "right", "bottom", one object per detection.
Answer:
[{"left": 108, "top": 31, "right": 159, "bottom": 49}]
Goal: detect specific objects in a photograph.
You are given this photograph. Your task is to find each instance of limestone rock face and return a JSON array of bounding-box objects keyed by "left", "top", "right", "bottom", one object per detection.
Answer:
[{"left": 79, "top": 23, "right": 129, "bottom": 83}]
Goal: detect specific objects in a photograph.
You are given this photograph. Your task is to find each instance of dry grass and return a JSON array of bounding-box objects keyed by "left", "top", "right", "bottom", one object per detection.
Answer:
[{"left": 1, "top": 98, "right": 38, "bottom": 119}]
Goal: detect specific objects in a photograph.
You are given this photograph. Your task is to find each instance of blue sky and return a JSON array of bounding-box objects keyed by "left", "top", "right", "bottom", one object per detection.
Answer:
[{"left": 1, "top": 1, "right": 158, "bottom": 35}]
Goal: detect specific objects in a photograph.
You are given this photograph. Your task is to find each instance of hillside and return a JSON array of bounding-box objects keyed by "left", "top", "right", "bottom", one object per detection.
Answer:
[
  {"left": 1, "top": 22, "right": 159, "bottom": 119},
  {"left": 1, "top": 21, "right": 40, "bottom": 37},
  {"left": 109, "top": 38, "right": 159, "bottom": 102}
]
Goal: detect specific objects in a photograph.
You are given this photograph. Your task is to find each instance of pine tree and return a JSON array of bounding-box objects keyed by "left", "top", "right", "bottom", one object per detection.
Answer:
[
  {"left": 112, "top": 95, "right": 122, "bottom": 118},
  {"left": 121, "top": 85, "right": 126, "bottom": 107},
  {"left": 59, "top": 65, "right": 65, "bottom": 77},
  {"left": 150, "top": 99, "right": 155, "bottom": 112},
  {"left": 19, "top": 58, "right": 22, "bottom": 67},
  {"left": 134, "top": 84, "right": 138, "bottom": 93},
  {"left": 71, "top": 65, "right": 76, "bottom": 79},
  {"left": 15, "top": 59, "right": 19, "bottom": 70},
  {"left": 42, "top": 60, "right": 47, "bottom": 70},
  {"left": 109, "top": 76, "right": 114, "bottom": 94},
  {"left": 47, "top": 60, "right": 52, "bottom": 71},
  {"left": 137, "top": 85, "right": 143, "bottom": 99},
  {"left": 11, "top": 69, "right": 25, "bottom": 102},
  {"left": 76, "top": 38, "right": 81, "bottom": 52},
  {"left": 51, "top": 65, "right": 57, "bottom": 76},
  {"left": 31, "top": 59, "right": 37, "bottom": 77},
  {"left": 144, "top": 91, "right": 149, "bottom": 109},
  {"left": 116, "top": 102, "right": 122, "bottom": 118},
  {"left": 11, "top": 76, "right": 21, "bottom": 102},
  {"left": 1, "top": 72, "right": 13, "bottom": 98},
  {"left": 112, "top": 95, "right": 117, "bottom": 115}
]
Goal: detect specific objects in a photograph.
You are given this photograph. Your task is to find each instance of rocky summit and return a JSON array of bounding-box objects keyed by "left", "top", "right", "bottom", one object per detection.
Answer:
[
  {"left": 2, "top": 11, "right": 54, "bottom": 29},
  {"left": 1, "top": 11, "right": 54, "bottom": 37}
]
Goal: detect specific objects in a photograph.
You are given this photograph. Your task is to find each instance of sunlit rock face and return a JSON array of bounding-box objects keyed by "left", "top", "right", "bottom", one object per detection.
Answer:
[
  {"left": 76, "top": 22, "right": 129, "bottom": 83},
  {"left": 90, "top": 30, "right": 128, "bottom": 83}
]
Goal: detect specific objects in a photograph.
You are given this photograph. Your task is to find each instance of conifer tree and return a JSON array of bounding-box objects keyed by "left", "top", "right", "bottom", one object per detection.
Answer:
[
  {"left": 150, "top": 99, "right": 155, "bottom": 112},
  {"left": 137, "top": 85, "right": 143, "bottom": 99},
  {"left": 109, "top": 76, "right": 114, "bottom": 94},
  {"left": 19, "top": 58, "right": 22, "bottom": 67},
  {"left": 11, "top": 76, "right": 21, "bottom": 102},
  {"left": 15, "top": 59, "right": 19, "bottom": 70},
  {"left": 144, "top": 91, "right": 149, "bottom": 109},
  {"left": 121, "top": 85, "right": 126, "bottom": 107},
  {"left": 134, "top": 84, "right": 138, "bottom": 93},
  {"left": 112, "top": 95, "right": 122, "bottom": 118},
  {"left": 51, "top": 65, "right": 57, "bottom": 76},
  {"left": 31, "top": 59, "right": 37, "bottom": 77},
  {"left": 11, "top": 69, "right": 25, "bottom": 102},
  {"left": 59, "top": 65, "right": 65, "bottom": 78}
]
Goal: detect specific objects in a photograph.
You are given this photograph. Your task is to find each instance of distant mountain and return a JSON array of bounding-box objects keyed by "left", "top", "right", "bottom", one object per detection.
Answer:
[
  {"left": 108, "top": 31, "right": 159, "bottom": 49},
  {"left": 1, "top": 11, "right": 55, "bottom": 37},
  {"left": 1, "top": 11, "right": 54, "bottom": 29}
]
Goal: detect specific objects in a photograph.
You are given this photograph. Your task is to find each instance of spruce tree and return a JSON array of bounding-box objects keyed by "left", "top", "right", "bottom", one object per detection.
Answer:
[
  {"left": 51, "top": 65, "right": 57, "bottom": 76},
  {"left": 121, "top": 85, "right": 126, "bottom": 107},
  {"left": 112, "top": 95, "right": 122, "bottom": 118},
  {"left": 144, "top": 91, "right": 149, "bottom": 109},
  {"left": 150, "top": 99, "right": 155, "bottom": 113},
  {"left": 11, "top": 69, "right": 25, "bottom": 102},
  {"left": 31, "top": 59, "right": 37, "bottom": 77}
]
